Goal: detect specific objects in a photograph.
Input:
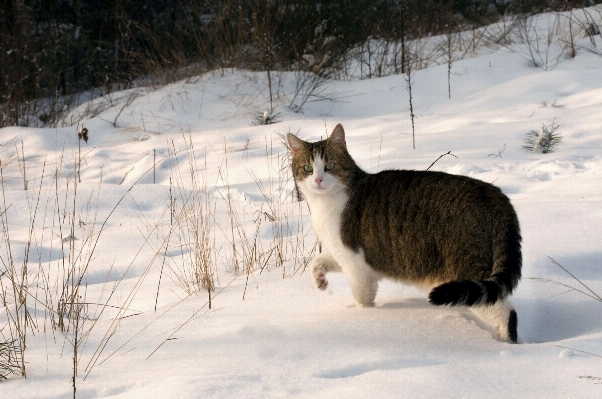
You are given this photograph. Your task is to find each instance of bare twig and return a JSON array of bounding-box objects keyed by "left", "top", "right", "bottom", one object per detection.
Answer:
[{"left": 426, "top": 151, "right": 457, "bottom": 171}]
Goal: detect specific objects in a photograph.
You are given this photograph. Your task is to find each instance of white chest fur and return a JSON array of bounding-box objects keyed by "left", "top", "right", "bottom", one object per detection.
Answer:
[
  {"left": 304, "top": 187, "right": 378, "bottom": 274},
  {"left": 306, "top": 190, "right": 348, "bottom": 249}
]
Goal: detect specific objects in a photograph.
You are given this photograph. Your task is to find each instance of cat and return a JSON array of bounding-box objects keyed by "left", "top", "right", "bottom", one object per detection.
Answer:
[{"left": 287, "top": 124, "right": 522, "bottom": 343}]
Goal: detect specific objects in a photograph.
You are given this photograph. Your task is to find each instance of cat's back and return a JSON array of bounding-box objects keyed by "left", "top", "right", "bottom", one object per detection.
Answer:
[
  {"left": 347, "top": 168, "right": 509, "bottom": 214},
  {"left": 341, "top": 169, "right": 519, "bottom": 281}
]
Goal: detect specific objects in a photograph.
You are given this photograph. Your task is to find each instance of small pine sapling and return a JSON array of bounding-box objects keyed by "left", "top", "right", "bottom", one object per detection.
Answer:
[
  {"left": 253, "top": 110, "right": 281, "bottom": 126},
  {"left": 523, "top": 119, "right": 562, "bottom": 154}
]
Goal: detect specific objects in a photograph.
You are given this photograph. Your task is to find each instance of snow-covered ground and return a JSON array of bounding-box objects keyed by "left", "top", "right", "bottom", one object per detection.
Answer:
[{"left": 1, "top": 9, "right": 602, "bottom": 398}]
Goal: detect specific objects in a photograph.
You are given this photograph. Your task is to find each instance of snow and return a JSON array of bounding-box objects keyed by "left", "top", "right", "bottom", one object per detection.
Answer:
[{"left": 1, "top": 9, "right": 602, "bottom": 398}]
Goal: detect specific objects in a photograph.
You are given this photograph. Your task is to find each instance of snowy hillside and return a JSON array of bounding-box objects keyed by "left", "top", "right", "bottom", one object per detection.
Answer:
[{"left": 1, "top": 9, "right": 602, "bottom": 398}]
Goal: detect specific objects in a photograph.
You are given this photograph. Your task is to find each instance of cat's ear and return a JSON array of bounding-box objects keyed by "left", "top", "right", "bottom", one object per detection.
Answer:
[
  {"left": 329, "top": 124, "right": 346, "bottom": 150},
  {"left": 287, "top": 133, "right": 306, "bottom": 156}
]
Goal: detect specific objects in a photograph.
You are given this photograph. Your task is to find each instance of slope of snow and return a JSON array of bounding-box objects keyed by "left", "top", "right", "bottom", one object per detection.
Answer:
[{"left": 1, "top": 10, "right": 602, "bottom": 398}]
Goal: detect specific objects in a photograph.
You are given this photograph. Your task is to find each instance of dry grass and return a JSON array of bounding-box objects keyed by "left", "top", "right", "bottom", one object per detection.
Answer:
[{"left": 0, "top": 339, "right": 21, "bottom": 380}]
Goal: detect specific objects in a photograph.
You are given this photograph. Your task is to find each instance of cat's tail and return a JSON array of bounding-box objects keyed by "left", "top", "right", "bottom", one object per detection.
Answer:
[
  {"left": 427, "top": 273, "right": 518, "bottom": 307},
  {"left": 428, "top": 210, "right": 522, "bottom": 307}
]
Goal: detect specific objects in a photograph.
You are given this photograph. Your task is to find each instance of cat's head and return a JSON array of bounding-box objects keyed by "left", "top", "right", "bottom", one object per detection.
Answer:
[{"left": 287, "top": 124, "right": 356, "bottom": 197}]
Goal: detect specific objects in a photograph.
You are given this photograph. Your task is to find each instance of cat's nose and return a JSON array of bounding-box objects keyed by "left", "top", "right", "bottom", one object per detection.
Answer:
[{"left": 315, "top": 177, "right": 323, "bottom": 186}]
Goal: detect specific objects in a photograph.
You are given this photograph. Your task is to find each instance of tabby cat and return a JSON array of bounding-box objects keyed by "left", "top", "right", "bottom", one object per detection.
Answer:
[{"left": 287, "top": 124, "right": 522, "bottom": 343}]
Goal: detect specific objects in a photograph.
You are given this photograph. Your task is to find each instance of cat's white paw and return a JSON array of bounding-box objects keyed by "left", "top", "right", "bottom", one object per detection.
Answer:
[{"left": 311, "top": 261, "right": 329, "bottom": 290}]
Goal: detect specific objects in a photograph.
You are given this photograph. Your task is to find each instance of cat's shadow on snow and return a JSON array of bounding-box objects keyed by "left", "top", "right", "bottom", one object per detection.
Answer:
[
  {"left": 543, "top": 251, "right": 602, "bottom": 280},
  {"left": 376, "top": 298, "right": 503, "bottom": 341},
  {"left": 375, "top": 296, "right": 602, "bottom": 344},
  {"left": 517, "top": 252, "right": 602, "bottom": 344},
  {"left": 515, "top": 297, "right": 602, "bottom": 344},
  {"left": 376, "top": 297, "right": 433, "bottom": 310}
]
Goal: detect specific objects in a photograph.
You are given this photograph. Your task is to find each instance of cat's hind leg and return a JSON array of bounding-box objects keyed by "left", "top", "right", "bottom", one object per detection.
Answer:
[
  {"left": 469, "top": 300, "right": 518, "bottom": 343},
  {"left": 310, "top": 252, "right": 342, "bottom": 290}
]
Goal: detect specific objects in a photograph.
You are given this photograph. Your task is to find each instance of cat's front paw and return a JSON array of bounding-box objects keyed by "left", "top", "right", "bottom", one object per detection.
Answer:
[{"left": 311, "top": 261, "right": 329, "bottom": 290}]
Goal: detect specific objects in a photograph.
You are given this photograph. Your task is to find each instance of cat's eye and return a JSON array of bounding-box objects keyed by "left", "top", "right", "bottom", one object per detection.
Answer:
[
  {"left": 303, "top": 165, "right": 313, "bottom": 173},
  {"left": 325, "top": 162, "right": 335, "bottom": 171}
]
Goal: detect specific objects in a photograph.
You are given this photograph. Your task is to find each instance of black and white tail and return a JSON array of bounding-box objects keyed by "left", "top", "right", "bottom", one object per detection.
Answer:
[{"left": 427, "top": 270, "right": 519, "bottom": 307}]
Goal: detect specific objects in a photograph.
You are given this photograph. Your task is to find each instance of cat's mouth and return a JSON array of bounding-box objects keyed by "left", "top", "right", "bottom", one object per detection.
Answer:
[{"left": 309, "top": 184, "right": 331, "bottom": 194}]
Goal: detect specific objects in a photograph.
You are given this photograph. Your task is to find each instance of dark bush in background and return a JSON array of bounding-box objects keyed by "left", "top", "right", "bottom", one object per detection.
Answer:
[{"left": 1, "top": 0, "right": 600, "bottom": 127}]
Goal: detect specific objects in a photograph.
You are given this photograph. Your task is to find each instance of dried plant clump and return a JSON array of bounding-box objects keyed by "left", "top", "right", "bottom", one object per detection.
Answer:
[{"left": 0, "top": 340, "right": 22, "bottom": 380}]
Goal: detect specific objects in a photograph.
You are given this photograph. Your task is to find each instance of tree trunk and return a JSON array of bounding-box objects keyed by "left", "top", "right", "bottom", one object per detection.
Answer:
[{"left": 12, "top": 0, "right": 28, "bottom": 36}]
